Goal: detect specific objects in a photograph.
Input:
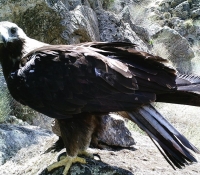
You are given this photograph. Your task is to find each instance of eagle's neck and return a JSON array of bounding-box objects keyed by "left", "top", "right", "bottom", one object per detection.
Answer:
[
  {"left": 0, "top": 37, "right": 48, "bottom": 81},
  {"left": 0, "top": 39, "right": 23, "bottom": 80},
  {"left": 22, "top": 37, "right": 48, "bottom": 57}
]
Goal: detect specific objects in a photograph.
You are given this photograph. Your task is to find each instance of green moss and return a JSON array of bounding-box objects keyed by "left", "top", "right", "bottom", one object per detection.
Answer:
[
  {"left": 9, "top": 100, "right": 37, "bottom": 122},
  {"left": 163, "top": 12, "right": 171, "bottom": 19},
  {"left": 184, "top": 19, "right": 194, "bottom": 29},
  {"left": 12, "top": 2, "right": 66, "bottom": 44},
  {"left": 102, "top": 0, "right": 115, "bottom": 9},
  {"left": 0, "top": 86, "right": 11, "bottom": 123}
]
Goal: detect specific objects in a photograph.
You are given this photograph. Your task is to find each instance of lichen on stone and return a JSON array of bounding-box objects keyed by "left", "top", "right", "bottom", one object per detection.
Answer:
[{"left": 12, "top": 2, "right": 66, "bottom": 44}]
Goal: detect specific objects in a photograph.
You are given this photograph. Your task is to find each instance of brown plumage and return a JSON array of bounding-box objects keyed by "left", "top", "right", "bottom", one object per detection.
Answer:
[{"left": 0, "top": 21, "right": 200, "bottom": 173}]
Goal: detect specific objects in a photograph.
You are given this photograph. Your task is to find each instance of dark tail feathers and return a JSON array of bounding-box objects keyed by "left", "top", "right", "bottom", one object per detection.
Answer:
[
  {"left": 156, "top": 74, "right": 200, "bottom": 106},
  {"left": 127, "top": 105, "right": 199, "bottom": 169},
  {"left": 176, "top": 74, "right": 200, "bottom": 92}
]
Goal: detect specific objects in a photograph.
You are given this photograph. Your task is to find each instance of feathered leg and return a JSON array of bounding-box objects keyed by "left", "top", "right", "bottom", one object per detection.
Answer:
[{"left": 47, "top": 114, "right": 100, "bottom": 175}]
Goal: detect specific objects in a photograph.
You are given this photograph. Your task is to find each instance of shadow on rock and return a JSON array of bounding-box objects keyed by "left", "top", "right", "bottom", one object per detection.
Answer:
[{"left": 39, "top": 153, "right": 134, "bottom": 175}]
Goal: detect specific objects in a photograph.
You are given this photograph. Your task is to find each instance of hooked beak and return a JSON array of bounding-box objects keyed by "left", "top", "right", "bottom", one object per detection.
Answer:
[
  {"left": 0, "top": 29, "right": 9, "bottom": 48},
  {"left": 2, "top": 35, "right": 7, "bottom": 47}
]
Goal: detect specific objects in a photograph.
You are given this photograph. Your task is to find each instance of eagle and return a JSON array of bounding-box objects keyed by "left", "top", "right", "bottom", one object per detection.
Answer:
[{"left": 0, "top": 21, "right": 200, "bottom": 174}]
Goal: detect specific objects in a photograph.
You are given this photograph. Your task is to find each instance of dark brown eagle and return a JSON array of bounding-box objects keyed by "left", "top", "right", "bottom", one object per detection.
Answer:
[{"left": 0, "top": 21, "right": 200, "bottom": 174}]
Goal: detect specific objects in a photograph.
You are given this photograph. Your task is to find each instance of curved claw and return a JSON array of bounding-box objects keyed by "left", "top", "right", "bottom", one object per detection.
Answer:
[{"left": 47, "top": 155, "right": 86, "bottom": 175}]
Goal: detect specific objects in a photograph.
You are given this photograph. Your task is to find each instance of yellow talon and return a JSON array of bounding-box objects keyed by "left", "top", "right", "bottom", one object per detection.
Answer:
[{"left": 47, "top": 156, "right": 86, "bottom": 175}]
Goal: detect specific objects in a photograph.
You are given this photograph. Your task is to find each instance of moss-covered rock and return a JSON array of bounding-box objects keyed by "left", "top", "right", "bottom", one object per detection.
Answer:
[
  {"left": 0, "top": 0, "right": 65, "bottom": 44},
  {"left": 13, "top": 2, "right": 65, "bottom": 44}
]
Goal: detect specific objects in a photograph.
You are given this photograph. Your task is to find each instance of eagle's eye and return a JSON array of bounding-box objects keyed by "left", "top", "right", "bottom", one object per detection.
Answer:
[{"left": 10, "top": 27, "right": 17, "bottom": 34}]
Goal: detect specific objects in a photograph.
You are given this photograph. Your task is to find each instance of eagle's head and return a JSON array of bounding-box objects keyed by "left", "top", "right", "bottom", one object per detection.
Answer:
[
  {"left": 0, "top": 21, "right": 29, "bottom": 65},
  {"left": 0, "top": 21, "right": 47, "bottom": 78},
  {"left": 0, "top": 21, "right": 27, "bottom": 48},
  {"left": 0, "top": 21, "right": 47, "bottom": 61}
]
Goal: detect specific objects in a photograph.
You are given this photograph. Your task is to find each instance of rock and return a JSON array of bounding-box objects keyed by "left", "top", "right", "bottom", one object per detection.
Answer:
[
  {"left": 39, "top": 155, "right": 134, "bottom": 175},
  {"left": 119, "top": 5, "right": 151, "bottom": 47},
  {"left": 0, "top": 121, "right": 134, "bottom": 175},
  {"left": 149, "top": 0, "right": 200, "bottom": 45},
  {"left": 191, "top": 0, "right": 200, "bottom": 5},
  {"left": 96, "top": 114, "right": 135, "bottom": 147},
  {"left": 0, "top": 1, "right": 100, "bottom": 44},
  {"left": 88, "top": 0, "right": 103, "bottom": 9},
  {"left": 159, "top": 0, "right": 171, "bottom": 12},
  {"left": 0, "top": 0, "right": 66, "bottom": 44},
  {"left": 0, "top": 124, "right": 52, "bottom": 165},
  {"left": 96, "top": 9, "right": 149, "bottom": 52},
  {"left": 47, "top": 0, "right": 100, "bottom": 43},
  {"left": 1, "top": 128, "right": 200, "bottom": 175},
  {"left": 52, "top": 0, "right": 82, "bottom": 10},
  {"left": 172, "top": 1, "right": 190, "bottom": 20},
  {"left": 0, "top": 131, "right": 135, "bottom": 175},
  {"left": 8, "top": 99, "right": 54, "bottom": 131},
  {"left": 52, "top": 114, "right": 135, "bottom": 148},
  {"left": 0, "top": 85, "right": 11, "bottom": 123},
  {"left": 60, "top": 5, "right": 100, "bottom": 44},
  {"left": 191, "top": 8, "right": 200, "bottom": 19},
  {"left": 163, "top": 12, "right": 172, "bottom": 19},
  {"left": 102, "top": 0, "right": 135, "bottom": 13},
  {"left": 42, "top": 1, "right": 100, "bottom": 44},
  {"left": 4, "top": 115, "right": 29, "bottom": 126},
  {"left": 171, "top": 0, "right": 186, "bottom": 8},
  {"left": 170, "top": 17, "right": 184, "bottom": 28},
  {"left": 30, "top": 114, "right": 54, "bottom": 131},
  {"left": 152, "top": 26, "right": 194, "bottom": 73}
]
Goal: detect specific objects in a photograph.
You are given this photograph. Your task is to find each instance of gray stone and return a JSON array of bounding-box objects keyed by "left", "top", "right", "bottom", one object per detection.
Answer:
[
  {"left": 52, "top": 114, "right": 135, "bottom": 148},
  {"left": 170, "top": 16, "right": 184, "bottom": 26},
  {"left": 172, "top": 1, "right": 190, "bottom": 20},
  {"left": 171, "top": 0, "right": 186, "bottom": 8},
  {"left": 8, "top": 99, "right": 53, "bottom": 131},
  {"left": 96, "top": 114, "right": 135, "bottom": 147},
  {"left": 163, "top": 12, "right": 172, "bottom": 19},
  {"left": 96, "top": 9, "right": 149, "bottom": 52},
  {"left": 191, "top": 8, "right": 200, "bottom": 18},
  {"left": 152, "top": 26, "right": 194, "bottom": 73},
  {"left": 39, "top": 156, "right": 134, "bottom": 175},
  {"left": 169, "top": 17, "right": 200, "bottom": 45},
  {"left": 4, "top": 115, "right": 29, "bottom": 126},
  {"left": 0, "top": 1, "right": 100, "bottom": 45},
  {"left": 119, "top": 6, "right": 151, "bottom": 47},
  {"left": 30, "top": 114, "right": 54, "bottom": 131},
  {"left": 45, "top": 1, "right": 100, "bottom": 44},
  {"left": 0, "top": 0, "right": 66, "bottom": 44},
  {"left": 150, "top": 0, "right": 200, "bottom": 45},
  {"left": 159, "top": 1, "right": 171, "bottom": 12},
  {"left": 0, "top": 0, "right": 42, "bottom": 21},
  {"left": 61, "top": 5, "right": 100, "bottom": 44},
  {"left": 0, "top": 133, "right": 135, "bottom": 175},
  {"left": 102, "top": 0, "right": 135, "bottom": 13},
  {"left": 0, "top": 124, "right": 52, "bottom": 165},
  {"left": 88, "top": 0, "right": 104, "bottom": 9}
]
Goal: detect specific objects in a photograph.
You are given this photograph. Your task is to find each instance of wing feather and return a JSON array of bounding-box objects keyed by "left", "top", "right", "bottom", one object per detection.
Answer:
[{"left": 16, "top": 42, "right": 177, "bottom": 117}]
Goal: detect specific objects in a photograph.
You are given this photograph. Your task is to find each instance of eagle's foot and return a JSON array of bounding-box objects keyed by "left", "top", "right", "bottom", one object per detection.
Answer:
[{"left": 47, "top": 155, "right": 86, "bottom": 175}]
